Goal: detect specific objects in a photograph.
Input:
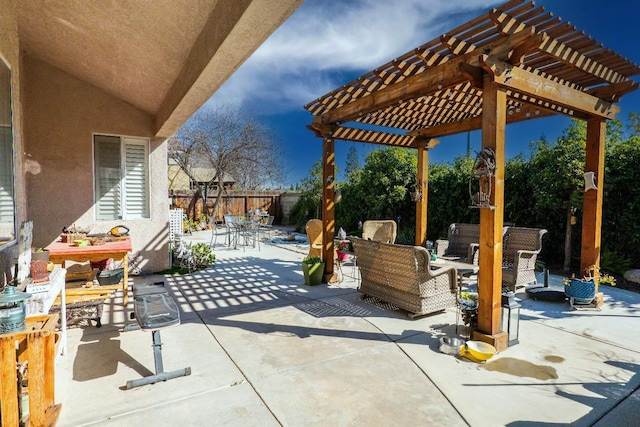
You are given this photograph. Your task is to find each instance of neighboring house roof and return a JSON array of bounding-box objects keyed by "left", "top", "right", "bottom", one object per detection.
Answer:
[
  {"left": 17, "top": 0, "right": 303, "bottom": 138},
  {"left": 189, "top": 168, "right": 235, "bottom": 184},
  {"left": 168, "top": 165, "right": 235, "bottom": 192}
]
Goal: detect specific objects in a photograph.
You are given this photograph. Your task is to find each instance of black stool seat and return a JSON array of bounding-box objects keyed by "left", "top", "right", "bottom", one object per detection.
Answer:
[
  {"left": 126, "top": 281, "right": 191, "bottom": 389},
  {"left": 134, "top": 292, "right": 180, "bottom": 330}
]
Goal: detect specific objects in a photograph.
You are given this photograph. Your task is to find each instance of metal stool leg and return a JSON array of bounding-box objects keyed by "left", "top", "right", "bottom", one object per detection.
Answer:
[{"left": 126, "top": 330, "right": 191, "bottom": 389}]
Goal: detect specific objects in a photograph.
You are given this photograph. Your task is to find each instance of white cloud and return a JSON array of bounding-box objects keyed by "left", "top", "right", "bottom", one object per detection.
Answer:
[{"left": 208, "top": 0, "right": 503, "bottom": 112}]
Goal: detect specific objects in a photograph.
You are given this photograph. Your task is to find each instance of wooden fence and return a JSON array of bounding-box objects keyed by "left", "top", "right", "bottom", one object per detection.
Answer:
[{"left": 170, "top": 190, "right": 300, "bottom": 225}]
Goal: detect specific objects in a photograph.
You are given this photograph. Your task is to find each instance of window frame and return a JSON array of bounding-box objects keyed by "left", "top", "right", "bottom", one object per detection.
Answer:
[{"left": 93, "top": 133, "right": 151, "bottom": 221}]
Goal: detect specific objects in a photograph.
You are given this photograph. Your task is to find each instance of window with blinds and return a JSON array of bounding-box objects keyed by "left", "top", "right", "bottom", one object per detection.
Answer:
[
  {"left": 94, "top": 135, "right": 149, "bottom": 220},
  {"left": 0, "top": 58, "right": 15, "bottom": 244}
]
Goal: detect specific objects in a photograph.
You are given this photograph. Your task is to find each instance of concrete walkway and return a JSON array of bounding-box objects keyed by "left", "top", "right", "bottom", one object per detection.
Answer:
[{"left": 54, "top": 228, "right": 640, "bottom": 426}]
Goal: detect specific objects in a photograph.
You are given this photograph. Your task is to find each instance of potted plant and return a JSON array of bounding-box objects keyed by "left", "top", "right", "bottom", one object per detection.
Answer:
[
  {"left": 564, "top": 265, "right": 615, "bottom": 305},
  {"left": 31, "top": 247, "right": 50, "bottom": 262},
  {"left": 302, "top": 256, "right": 324, "bottom": 286},
  {"left": 335, "top": 240, "right": 350, "bottom": 262}
]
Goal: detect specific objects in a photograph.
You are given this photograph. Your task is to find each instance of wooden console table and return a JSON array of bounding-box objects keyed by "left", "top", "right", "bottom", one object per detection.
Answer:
[
  {"left": 0, "top": 314, "right": 61, "bottom": 427},
  {"left": 45, "top": 238, "right": 132, "bottom": 306}
]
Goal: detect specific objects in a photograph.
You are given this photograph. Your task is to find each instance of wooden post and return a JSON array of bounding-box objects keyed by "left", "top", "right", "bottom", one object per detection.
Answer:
[
  {"left": 474, "top": 76, "right": 508, "bottom": 351},
  {"left": 322, "top": 136, "right": 337, "bottom": 282},
  {"left": 580, "top": 117, "right": 606, "bottom": 274},
  {"left": 415, "top": 140, "right": 429, "bottom": 246}
]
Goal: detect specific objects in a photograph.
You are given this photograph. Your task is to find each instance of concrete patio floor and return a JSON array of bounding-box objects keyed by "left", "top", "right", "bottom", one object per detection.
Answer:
[{"left": 54, "top": 228, "right": 640, "bottom": 426}]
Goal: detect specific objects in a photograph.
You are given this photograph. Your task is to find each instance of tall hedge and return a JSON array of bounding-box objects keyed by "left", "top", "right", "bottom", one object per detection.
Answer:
[{"left": 292, "top": 117, "right": 640, "bottom": 271}]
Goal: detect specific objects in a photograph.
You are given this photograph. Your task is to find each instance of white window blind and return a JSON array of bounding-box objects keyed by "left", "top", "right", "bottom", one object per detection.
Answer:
[
  {"left": 0, "top": 127, "right": 13, "bottom": 224},
  {"left": 123, "top": 137, "right": 149, "bottom": 219},
  {"left": 94, "top": 135, "right": 149, "bottom": 220}
]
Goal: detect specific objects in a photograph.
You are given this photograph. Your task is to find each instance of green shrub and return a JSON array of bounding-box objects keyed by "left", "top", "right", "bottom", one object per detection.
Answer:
[
  {"left": 600, "top": 248, "right": 631, "bottom": 276},
  {"left": 189, "top": 243, "right": 216, "bottom": 270},
  {"left": 302, "top": 256, "right": 323, "bottom": 265}
]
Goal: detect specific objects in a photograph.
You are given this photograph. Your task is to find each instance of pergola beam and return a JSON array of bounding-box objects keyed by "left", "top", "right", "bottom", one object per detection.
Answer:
[
  {"left": 415, "top": 140, "right": 429, "bottom": 246},
  {"left": 580, "top": 117, "right": 606, "bottom": 274},
  {"left": 480, "top": 55, "right": 620, "bottom": 119},
  {"left": 309, "top": 124, "right": 438, "bottom": 149},
  {"left": 408, "top": 103, "right": 554, "bottom": 138},
  {"left": 587, "top": 80, "right": 640, "bottom": 102},
  {"left": 313, "top": 28, "right": 535, "bottom": 126},
  {"left": 321, "top": 136, "right": 337, "bottom": 283},
  {"left": 474, "top": 75, "right": 508, "bottom": 352}
]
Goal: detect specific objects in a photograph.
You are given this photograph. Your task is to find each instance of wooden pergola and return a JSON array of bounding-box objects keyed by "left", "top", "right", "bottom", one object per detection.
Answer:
[{"left": 305, "top": 0, "right": 640, "bottom": 350}]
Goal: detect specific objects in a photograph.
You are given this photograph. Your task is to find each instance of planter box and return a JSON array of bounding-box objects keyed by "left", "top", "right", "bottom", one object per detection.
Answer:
[
  {"left": 97, "top": 268, "right": 124, "bottom": 285},
  {"left": 302, "top": 262, "right": 325, "bottom": 286},
  {"left": 31, "top": 249, "right": 50, "bottom": 262},
  {"left": 565, "top": 278, "right": 597, "bottom": 304},
  {"left": 336, "top": 250, "right": 349, "bottom": 262}
]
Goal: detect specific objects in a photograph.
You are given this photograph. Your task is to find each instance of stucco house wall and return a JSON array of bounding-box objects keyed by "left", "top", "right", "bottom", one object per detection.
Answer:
[
  {"left": 0, "top": 0, "right": 26, "bottom": 257},
  {"left": 23, "top": 56, "right": 169, "bottom": 273}
]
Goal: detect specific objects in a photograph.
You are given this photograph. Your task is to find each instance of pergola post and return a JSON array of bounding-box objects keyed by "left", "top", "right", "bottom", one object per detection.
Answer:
[
  {"left": 415, "top": 140, "right": 429, "bottom": 246},
  {"left": 474, "top": 76, "right": 508, "bottom": 351},
  {"left": 580, "top": 117, "right": 606, "bottom": 274},
  {"left": 322, "top": 136, "right": 337, "bottom": 283}
]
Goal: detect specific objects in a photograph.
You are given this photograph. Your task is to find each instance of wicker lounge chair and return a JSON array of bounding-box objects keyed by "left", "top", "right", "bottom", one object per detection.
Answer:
[
  {"left": 362, "top": 220, "right": 397, "bottom": 244},
  {"left": 349, "top": 237, "right": 458, "bottom": 318},
  {"left": 502, "top": 227, "right": 547, "bottom": 292},
  {"left": 435, "top": 223, "right": 480, "bottom": 264}
]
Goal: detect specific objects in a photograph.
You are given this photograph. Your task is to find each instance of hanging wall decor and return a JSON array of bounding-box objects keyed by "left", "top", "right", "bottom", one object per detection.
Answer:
[
  {"left": 469, "top": 148, "right": 497, "bottom": 209},
  {"left": 583, "top": 171, "right": 598, "bottom": 192}
]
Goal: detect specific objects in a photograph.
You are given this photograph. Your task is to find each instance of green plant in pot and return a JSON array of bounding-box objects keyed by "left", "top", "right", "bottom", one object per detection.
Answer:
[
  {"left": 564, "top": 265, "right": 615, "bottom": 307},
  {"left": 302, "top": 256, "right": 324, "bottom": 286},
  {"left": 335, "top": 240, "right": 350, "bottom": 262}
]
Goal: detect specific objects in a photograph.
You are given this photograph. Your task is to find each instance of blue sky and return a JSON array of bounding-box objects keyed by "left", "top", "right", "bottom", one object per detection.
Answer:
[{"left": 205, "top": 0, "right": 640, "bottom": 186}]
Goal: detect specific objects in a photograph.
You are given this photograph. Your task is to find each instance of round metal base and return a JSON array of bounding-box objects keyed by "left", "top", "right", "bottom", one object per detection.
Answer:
[{"left": 526, "top": 285, "right": 567, "bottom": 302}]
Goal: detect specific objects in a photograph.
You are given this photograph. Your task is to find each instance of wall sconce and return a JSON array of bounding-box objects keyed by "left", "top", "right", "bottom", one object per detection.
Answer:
[
  {"left": 469, "top": 148, "right": 497, "bottom": 209},
  {"left": 584, "top": 171, "right": 597, "bottom": 192},
  {"left": 501, "top": 292, "right": 521, "bottom": 346}
]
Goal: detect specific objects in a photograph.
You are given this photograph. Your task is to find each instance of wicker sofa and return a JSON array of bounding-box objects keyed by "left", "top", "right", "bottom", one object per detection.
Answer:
[
  {"left": 435, "top": 223, "right": 480, "bottom": 264},
  {"left": 349, "top": 237, "right": 458, "bottom": 318}
]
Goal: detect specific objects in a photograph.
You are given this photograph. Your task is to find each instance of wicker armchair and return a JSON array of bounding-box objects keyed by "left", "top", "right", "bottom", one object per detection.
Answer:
[
  {"left": 349, "top": 237, "right": 458, "bottom": 318},
  {"left": 362, "top": 220, "right": 397, "bottom": 244},
  {"left": 502, "top": 227, "right": 547, "bottom": 292},
  {"left": 435, "top": 223, "right": 480, "bottom": 264},
  {"left": 305, "top": 219, "right": 323, "bottom": 259}
]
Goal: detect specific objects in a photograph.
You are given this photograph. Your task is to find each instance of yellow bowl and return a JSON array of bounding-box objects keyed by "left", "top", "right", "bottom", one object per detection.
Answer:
[{"left": 463, "top": 341, "right": 496, "bottom": 361}]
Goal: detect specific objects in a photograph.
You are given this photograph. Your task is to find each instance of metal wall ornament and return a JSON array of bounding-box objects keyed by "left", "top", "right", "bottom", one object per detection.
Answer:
[
  {"left": 469, "top": 148, "right": 497, "bottom": 209},
  {"left": 411, "top": 178, "right": 425, "bottom": 202},
  {"left": 583, "top": 171, "right": 598, "bottom": 192}
]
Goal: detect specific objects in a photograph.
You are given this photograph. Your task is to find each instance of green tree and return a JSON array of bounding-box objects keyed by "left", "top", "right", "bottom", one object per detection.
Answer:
[
  {"left": 345, "top": 145, "right": 361, "bottom": 179},
  {"left": 288, "top": 159, "right": 324, "bottom": 231},
  {"left": 427, "top": 155, "right": 478, "bottom": 241},
  {"left": 335, "top": 147, "right": 417, "bottom": 237},
  {"left": 171, "top": 106, "right": 284, "bottom": 221},
  {"left": 602, "top": 132, "right": 640, "bottom": 270}
]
